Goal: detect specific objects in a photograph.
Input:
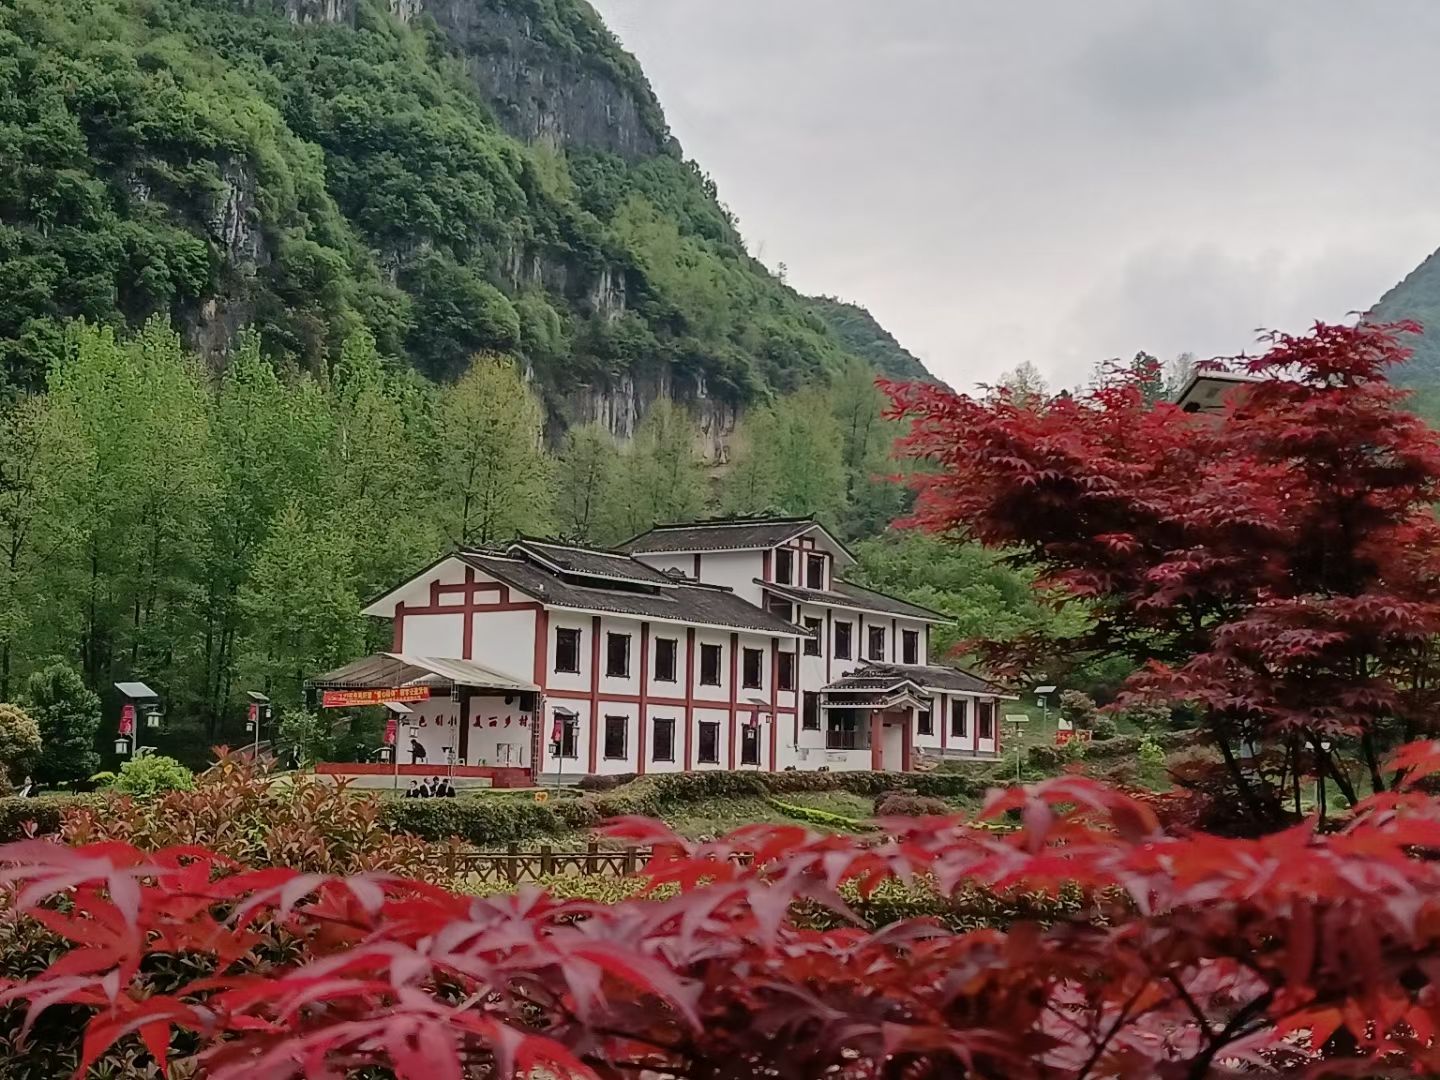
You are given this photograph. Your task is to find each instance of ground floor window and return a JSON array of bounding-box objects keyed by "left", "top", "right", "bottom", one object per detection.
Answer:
[
  {"left": 603, "top": 715, "right": 628, "bottom": 759},
  {"left": 802, "top": 691, "right": 820, "bottom": 731},
  {"left": 741, "top": 723, "right": 761, "bottom": 765},
  {"left": 826, "top": 709, "right": 867, "bottom": 751},
  {"left": 951, "top": 698, "right": 968, "bottom": 738},
  {"left": 978, "top": 700, "right": 995, "bottom": 740},
  {"left": 697, "top": 720, "right": 721, "bottom": 764},
  {"left": 652, "top": 717, "right": 676, "bottom": 762},
  {"left": 918, "top": 709, "right": 933, "bottom": 736}
]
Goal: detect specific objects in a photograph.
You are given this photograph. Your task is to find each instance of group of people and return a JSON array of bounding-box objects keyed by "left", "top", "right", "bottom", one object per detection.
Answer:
[{"left": 403, "top": 776, "right": 457, "bottom": 798}]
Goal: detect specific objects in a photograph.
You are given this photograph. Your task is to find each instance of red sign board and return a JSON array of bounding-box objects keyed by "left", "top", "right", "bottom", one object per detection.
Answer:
[
  {"left": 320, "top": 686, "right": 431, "bottom": 709},
  {"left": 119, "top": 703, "right": 135, "bottom": 736},
  {"left": 384, "top": 715, "right": 397, "bottom": 746}
]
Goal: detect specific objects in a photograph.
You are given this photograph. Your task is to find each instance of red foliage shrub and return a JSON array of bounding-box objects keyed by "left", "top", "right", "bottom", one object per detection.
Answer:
[
  {"left": 885, "top": 321, "right": 1440, "bottom": 821},
  {"left": 5, "top": 744, "right": 1440, "bottom": 1077}
]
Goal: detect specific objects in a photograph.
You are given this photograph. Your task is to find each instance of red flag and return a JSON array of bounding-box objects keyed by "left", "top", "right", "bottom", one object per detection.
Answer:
[
  {"left": 384, "top": 715, "right": 397, "bottom": 745},
  {"left": 119, "top": 703, "right": 135, "bottom": 736},
  {"left": 550, "top": 714, "right": 562, "bottom": 742}
]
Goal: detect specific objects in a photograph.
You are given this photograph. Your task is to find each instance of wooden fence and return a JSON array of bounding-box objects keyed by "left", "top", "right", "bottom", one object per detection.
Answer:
[{"left": 425, "top": 841, "right": 654, "bottom": 884}]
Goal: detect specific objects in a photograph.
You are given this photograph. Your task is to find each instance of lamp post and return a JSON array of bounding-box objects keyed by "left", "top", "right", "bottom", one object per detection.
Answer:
[
  {"left": 1317, "top": 738, "right": 1333, "bottom": 825},
  {"left": 1034, "top": 685, "right": 1057, "bottom": 732},
  {"left": 245, "top": 691, "right": 271, "bottom": 763},
  {"left": 114, "top": 681, "right": 162, "bottom": 761}
]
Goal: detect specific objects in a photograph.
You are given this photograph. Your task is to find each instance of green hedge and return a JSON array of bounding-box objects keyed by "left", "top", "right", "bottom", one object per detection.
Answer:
[
  {"left": 466, "top": 872, "right": 1091, "bottom": 932},
  {"left": 0, "top": 795, "right": 86, "bottom": 841},
  {"left": 383, "top": 770, "right": 994, "bottom": 846}
]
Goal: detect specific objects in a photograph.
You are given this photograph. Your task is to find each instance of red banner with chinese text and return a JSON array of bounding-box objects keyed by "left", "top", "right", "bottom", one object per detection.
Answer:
[{"left": 320, "top": 686, "right": 431, "bottom": 709}]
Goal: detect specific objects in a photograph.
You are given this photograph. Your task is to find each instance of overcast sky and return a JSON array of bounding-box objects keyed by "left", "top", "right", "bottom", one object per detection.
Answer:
[{"left": 589, "top": 0, "right": 1440, "bottom": 392}]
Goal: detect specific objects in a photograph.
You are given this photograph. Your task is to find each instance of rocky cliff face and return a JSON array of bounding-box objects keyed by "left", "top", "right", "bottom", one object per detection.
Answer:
[{"left": 405, "top": 0, "right": 667, "bottom": 159}]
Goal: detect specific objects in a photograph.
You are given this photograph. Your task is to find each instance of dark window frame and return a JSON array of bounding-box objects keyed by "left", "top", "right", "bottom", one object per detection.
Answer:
[
  {"left": 806, "top": 553, "right": 825, "bottom": 590},
  {"left": 699, "top": 643, "right": 723, "bottom": 686},
  {"left": 742, "top": 647, "right": 764, "bottom": 690},
  {"left": 774, "top": 548, "right": 793, "bottom": 584},
  {"left": 802, "top": 691, "right": 821, "bottom": 731},
  {"left": 697, "top": 720, "right": 721, "bottom": 764},
  {"left": 918, "top": 709, "right": 933, "bottom": 736},
  {"left": 603, "top": 715, "right": 628, "bottom": 760},
  {"left": 606, "top": 632, "right": 631, "bottom": 678},
  {"left": 834, "top": 621, "right": 853, "bottom": 660},
  {"left": 554, "top": 627, "right": 581, "bottom": 674},
  {"left": 803, "top": 616, "right": 822, "bottom": 657},
  {"left": 902, "top": 629, "right": 919, "bottom": 665},
  {"left": 651, "top": 717, "right": 676, "bottom": 762},
  {"left": 826, "top": 708, "right": 866, "bottom": 751},
  {"left": 867, "top": 625, "right": 886, "bottom": 661},
  {"left": 979, "top": 701, "right": 995, "bottom": 740},
  {"left": 654, "top": 637, "right": 678, "bottom": 683},
  {"left": 740, "top": 723, "right": 761, "bottom": 765},
  {"left": 950, "top": 698, "right": 968, "bottom": 738},
  {"left": 778, "top": 651, "right": 796, "bottom": 691}
]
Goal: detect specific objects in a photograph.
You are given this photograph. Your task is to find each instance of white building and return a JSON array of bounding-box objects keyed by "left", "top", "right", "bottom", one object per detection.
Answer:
[{"left": 313, "top": 517, "right": 1008, "bottom": 784}]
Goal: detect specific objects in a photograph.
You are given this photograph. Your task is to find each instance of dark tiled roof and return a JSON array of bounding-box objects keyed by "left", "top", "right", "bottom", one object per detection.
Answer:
[
  {"left": 860, "top": 663, "right": 1009, "bottom": 696},
  {"left": 759, "top": 579, "right": 949, "bottom": 622},
  {"left": 510, "top": 540, "right": 677, "bottom": 586},
  {"left": 458, "top": 552, "right": 803, "bottom": 637},
  {"left": 621, "top": 516, "right": 819, "bottom": 554}
]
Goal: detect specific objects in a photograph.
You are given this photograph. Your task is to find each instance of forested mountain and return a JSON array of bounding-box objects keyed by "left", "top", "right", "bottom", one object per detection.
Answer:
[
  {"left": 1370, "top": 245, "right": 1440, "bottom": 391},
  {"left": 0, "top": 0, "right": 933, "bottom": 443},
  {"left": 806, "top": 296, "right": 938, "bottom": 384}
]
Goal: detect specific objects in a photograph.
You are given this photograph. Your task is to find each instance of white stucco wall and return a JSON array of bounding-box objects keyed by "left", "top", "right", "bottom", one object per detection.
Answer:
[
  {"left": 401, "top": 612, "right": 464, "bottom": 658},
  {"left": 469, "top": 608, "right": 536, "bottom": 682}
]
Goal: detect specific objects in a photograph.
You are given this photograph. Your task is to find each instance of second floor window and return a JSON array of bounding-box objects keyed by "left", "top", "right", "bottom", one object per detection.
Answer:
[
  {"left": 867, "top": 625, "right": 886, "bottom": 661},
  {"left": 774, "top": 548, "right": 793, "bottom": 584},
  {"left": 700, "top": 643, "right": 722, "bottom": 686},
  {"left": 806, "top": 553, "right": 825, "bottom": 589},
  {"left": 803, "top": 616, "right": 822, "bottom": 656},
  {"left": 607, "top": 633, "right": 631, "bottom": 677},
  {"left": 742, "top": 647, "right": 764, "bottom": 689},
  {"left": 778, "top": 651, "right": 795, "bottom": 691},
  {"left": 654, "top": 637, "right": 678, "bottom": 682},
  {"left": 554, "top": 627, "right": 581, "bottom": 673},
  {"left": 902, "top": 629, "right": 919, "bottom": 665},
  {"left": 834, "top": 621, "right": 852, "bottom": 660}
]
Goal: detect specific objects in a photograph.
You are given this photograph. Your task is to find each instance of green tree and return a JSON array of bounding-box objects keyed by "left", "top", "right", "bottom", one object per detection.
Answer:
[
  {"left": 553, "top": 424, "right": 618, "bottom": 543},
  {"left": 201, "top": 332, "right": 332, "bottom": 736},
  {"left": 601, "top": 401, "right": 707, "bottom": 543},
  {"left": 0, "top": 393, "right": 91, "bottom": 698},
  {"left": 996, "top": 360, "right": 1049, "bottom": 405},
  {"left": 240, "top": 502, "right": 362, "bottom": 707},
  {"left": 435, "top": 355, "right": 552, "bottom": 546},
  {"left": 723, "top": 391, "right": 845, "bottom": 522},
  {"left": 46, "top": 320, "right": 216, "bottom": 699},
  {"left": 24, "top": 661, "right": 100, "bottom": 786},
  {"left": 0, "top": 702, "right": 41, "bottom": 785}
]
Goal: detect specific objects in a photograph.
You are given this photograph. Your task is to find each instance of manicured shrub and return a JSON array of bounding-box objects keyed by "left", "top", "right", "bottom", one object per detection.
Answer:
[
  {"left": 575, "top": 772, "right": 635, "bottom": 792},
  {"left": 1085, "top": 734, "right": 1142, "bottom": 762},
  {"left": 873, "top": 791, "right": 952, "bottom": 817},
  {"left": 1090, "top": 714, "right": 1118, "bottom": 740},
  {"left": 0, "top": 794, "right": 84, "bottom": 840},
  {"left": 0, "top": 702, "right": 41, "bottom": 785},
  {"left": 112, "top": 754, "right": 194, "bottom": 796}
]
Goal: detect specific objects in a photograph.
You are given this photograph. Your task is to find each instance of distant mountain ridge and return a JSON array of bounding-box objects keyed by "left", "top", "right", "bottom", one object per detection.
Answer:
[
  {"left": 806, "top": 296, "right": 941, "bottom": 385},
  {"left": 1369, "top": 245, "right": 1440, "bottom": 388}
]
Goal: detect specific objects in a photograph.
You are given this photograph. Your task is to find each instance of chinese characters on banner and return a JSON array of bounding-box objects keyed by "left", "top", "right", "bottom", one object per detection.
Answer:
[{"left": 320, "top": 686, "right": 431, "bottom": 709}]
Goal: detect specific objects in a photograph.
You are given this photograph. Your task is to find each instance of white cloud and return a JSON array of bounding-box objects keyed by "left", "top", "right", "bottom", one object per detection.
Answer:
[{"left": 591, "top": 0, "right": 1440, "bottom": 390}]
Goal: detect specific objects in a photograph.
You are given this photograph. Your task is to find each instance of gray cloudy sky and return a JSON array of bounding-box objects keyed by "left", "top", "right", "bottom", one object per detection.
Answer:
[{"left": 589, "top": 0, "right": 1440, "bottom": 392}]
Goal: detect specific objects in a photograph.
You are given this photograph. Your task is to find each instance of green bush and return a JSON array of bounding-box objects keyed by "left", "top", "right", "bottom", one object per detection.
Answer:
[
  {"left": 0, "top": 703, "right": 41, "bottom": 785},
  {"left": 112, "top": 755, "right": 194, "bottom": 797},
  {"left": 873, "top": 792, "right": 952, "bottom": 817},
  {"left": 766, "top": 797, "right": 869, "bottom": 830},
  {"left": 384, "top": 795, "right": 571, "bottom": 845},
  {"left": 1085, "top": 735, "right": 1142, "bottom": 762},
  {"left": 0, "top": 794, "right": 85, "bottom": 841},
  {"left": 575, "top": 772, "right": 635, "bottom": 793}
]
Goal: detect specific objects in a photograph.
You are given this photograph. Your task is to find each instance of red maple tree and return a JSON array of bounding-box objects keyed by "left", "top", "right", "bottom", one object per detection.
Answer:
[
  {"left": 885, "top": 321, "right": 1440, "bottom": 820},
  {"left": 5, "top": 747, "right": 1440, "bottom": 1076}
]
